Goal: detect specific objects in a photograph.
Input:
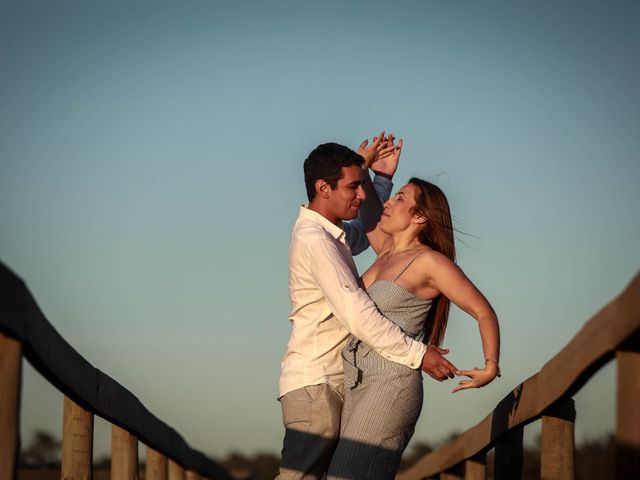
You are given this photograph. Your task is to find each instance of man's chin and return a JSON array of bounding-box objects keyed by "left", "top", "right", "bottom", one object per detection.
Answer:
[{"left": 343, "top": 207, "right": 360, "bottom": 220}]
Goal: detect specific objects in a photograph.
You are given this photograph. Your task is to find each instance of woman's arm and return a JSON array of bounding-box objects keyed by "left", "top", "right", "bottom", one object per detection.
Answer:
[
  {"left": 418, "top": 251, "right": 501, "bottom": 392},
  {"left": 365, "top": 136, "right": 403, "bottom": 254},
  {"left": 344, "top": 134, "right": 395, "bottom": 254}
]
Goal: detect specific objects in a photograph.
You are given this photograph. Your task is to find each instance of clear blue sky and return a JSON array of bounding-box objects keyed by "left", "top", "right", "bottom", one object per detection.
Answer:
[{"left": 1, "top": 0, "right": 639, "bottom": 459}]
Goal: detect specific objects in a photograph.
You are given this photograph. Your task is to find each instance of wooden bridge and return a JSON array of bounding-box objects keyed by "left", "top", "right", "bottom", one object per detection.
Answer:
[
  {"left": 1, "top": 261, "right": 639, "bottom": 479},
  {"left": 399, "top": 272, "right": 640, "bottom": 480},
  {"left": 0, "top": 262, "right": 233, "bottom": 480}
]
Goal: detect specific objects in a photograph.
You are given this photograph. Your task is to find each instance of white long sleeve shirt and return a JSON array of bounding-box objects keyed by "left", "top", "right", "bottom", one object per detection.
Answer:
[{"left": 278, "top": 205, "right": 427, "bottom": 398}]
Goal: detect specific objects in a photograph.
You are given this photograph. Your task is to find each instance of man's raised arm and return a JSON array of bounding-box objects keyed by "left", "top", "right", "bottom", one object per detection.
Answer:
[{"left": 345, "top": 133, "right": 399, "bottom": 255}]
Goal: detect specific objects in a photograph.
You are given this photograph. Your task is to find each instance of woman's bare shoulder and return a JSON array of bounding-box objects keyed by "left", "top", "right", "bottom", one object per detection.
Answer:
[{"left": 415, "top": 247, "right": 451, "bottom": 264}]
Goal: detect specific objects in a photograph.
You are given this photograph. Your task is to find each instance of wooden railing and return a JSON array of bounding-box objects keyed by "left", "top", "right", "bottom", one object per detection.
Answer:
[
  {"left": 2, "top": 259, "right": 639, "bottom": 480},
  {"left": 0, "top": 262, "right": 233, "bottom": 480},
  {"left": 399, "top": 272, "right": 640, "bottom": 480}
]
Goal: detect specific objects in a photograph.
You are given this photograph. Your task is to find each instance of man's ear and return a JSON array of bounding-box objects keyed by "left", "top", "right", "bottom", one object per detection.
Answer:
[{"left": 315, "top": 179, "right": 331, "bottom": 199}]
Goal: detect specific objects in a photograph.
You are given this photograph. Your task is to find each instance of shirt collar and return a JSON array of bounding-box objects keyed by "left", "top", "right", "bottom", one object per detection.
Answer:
[{"left": 298, "top": 205, "right": 346, "bottom": 241}]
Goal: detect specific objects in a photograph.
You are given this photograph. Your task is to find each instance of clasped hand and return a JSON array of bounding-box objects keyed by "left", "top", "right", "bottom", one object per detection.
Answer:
[
  {"left": 421, "top": 346, "right": 500, "bottom": 393},
  {"left": 452, "top": 363, "right": 500, "bottom": 393},
  {"left": 357, "top": 131, "right": 402, "bottom": 177}
]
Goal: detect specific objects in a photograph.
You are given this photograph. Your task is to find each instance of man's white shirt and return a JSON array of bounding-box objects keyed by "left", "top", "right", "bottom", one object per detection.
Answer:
[{"left": 278, "top": 205, "right": 427, "bottom": 398}]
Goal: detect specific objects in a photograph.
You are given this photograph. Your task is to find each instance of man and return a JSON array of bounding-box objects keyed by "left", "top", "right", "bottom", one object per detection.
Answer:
[{"left": 277, "top": 136, "right": 458, "bottom": 479}]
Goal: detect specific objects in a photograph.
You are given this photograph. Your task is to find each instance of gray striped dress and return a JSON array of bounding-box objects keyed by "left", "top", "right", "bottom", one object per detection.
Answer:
[{"left": 327, "top": 255, "right": 432, "bottom": 479}]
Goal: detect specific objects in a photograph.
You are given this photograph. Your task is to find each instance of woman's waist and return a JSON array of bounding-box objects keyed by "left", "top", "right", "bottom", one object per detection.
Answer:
[
  {"left": 342, "top": 338, "right": 423, "bottom": 375},
  {"left": 343, "top": 333, "right": 421, "bottom": 356}
]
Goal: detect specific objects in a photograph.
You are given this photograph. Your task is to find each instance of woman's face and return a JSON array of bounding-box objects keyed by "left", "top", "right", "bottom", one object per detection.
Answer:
[{"left": 379, "top": 183, "right": 423, "bottom": 234}]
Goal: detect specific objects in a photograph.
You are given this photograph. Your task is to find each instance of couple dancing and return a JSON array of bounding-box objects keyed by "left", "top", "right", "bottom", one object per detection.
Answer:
[{"left": 277, "top": 133, "right": 500, "bottom": 479}]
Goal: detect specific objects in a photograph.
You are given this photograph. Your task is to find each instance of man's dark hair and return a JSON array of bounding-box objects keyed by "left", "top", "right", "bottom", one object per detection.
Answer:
[{"left": 303, "top": 143, "right": 364, "bottom": 201}]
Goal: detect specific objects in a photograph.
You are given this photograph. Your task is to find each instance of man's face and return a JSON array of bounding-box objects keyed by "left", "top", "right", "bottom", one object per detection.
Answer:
[{"left": 327, "top": 165, "right": 366, "bottom": 221}]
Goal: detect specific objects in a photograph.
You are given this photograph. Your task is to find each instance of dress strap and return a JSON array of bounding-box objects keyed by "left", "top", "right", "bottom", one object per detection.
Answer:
[{"left": 393, "top": 250, "right": 424, "bottom": 282}]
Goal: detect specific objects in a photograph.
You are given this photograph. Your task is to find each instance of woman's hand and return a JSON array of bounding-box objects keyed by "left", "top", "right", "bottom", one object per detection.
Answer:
[
  {"left": 357, "top": 131, "right": 386, "bottom": 169},
  {"left": 371, "top": 133, "right": 402, "bottom": 178},
  {"left": 452, "top": 362, "right": 500, "bottom": 393}
]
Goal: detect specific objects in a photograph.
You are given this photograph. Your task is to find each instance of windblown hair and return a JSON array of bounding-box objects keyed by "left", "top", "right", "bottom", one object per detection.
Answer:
[
  {"left": 303, "top": 143, "right": 364, "bottom": 201},
  {"left": 408, "top": 177, "right": 456, "bottom": 346}
]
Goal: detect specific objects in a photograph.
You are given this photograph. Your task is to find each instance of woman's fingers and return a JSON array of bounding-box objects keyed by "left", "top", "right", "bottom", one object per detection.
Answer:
[
  {"left": 450, "top": 366, "right": 498, "bottom": 392},
  {"left": 377, "top": 145, "right": 397, "bottom": 156},
  {"left": 452, "top": 380, "right": 472, "bottom": 393}
]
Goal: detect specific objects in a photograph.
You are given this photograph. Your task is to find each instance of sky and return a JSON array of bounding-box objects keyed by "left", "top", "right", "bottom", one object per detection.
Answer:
[{"left": 1, "top": 0, "right": 639, "bottom": 461}]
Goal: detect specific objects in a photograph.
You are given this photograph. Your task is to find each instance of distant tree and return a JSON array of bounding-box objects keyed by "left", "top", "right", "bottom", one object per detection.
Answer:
[
  {"left": 222, "top": 452, "right": 253, "bottom": 479},
  {"left": 575, "top": 434, "right": 615, "bottom": 480},
  {"left": 399, "top": 440, "right": 434, "bottom": 470},
  {"left": 522, "top": 437, "right": 540, "bottom": 480},
  {"left": 219, "top": 451, "right": 279, "bottom": 480},
  {"left": 20, "top": 430, "right": 61, "bottom": 467},
  {"left": 251, "top": 453, "right": 280, "bottom": 480},
  {"left": 94, "top": 454, "right": 111, "bottom": 469}
]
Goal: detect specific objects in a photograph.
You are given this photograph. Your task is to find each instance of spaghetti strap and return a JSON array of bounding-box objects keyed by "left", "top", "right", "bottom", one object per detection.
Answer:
[{"left": 393, "top": 250, "right": 424, "bottom": 282}]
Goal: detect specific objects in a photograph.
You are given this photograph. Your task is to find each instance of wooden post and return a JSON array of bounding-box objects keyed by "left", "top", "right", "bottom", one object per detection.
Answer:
[
  {"left": 617, "top": 336, "right": 640, "bottom": 479},
  {"left": 168, "top": 459, "right": 186, "bottom": 480},
  {"left": 465, "top": 452, "right": 486, "bottom": 480},
  {"left": 185, "top": 471, "right": 201, "bottom": 480},
  {"left": 494, "top": 426, "right": 523, "bottom": 480},
  {"left": 0, "top": 332, "right": 21, "bottom": 480},
  {"left": 541, "top": 398, "right": 575, "bottom": 480},
  {"left": 146, "top": 447, "right": 168, "bottom": 480},
  {"left": 441, "top": 474, "right": 462, "bottom": 480},
  {"left": 441, "top": 463, "right": 464, "bottom": 480},
  {"left": 61, "top": 395, "right": 94, "bottom": 480},
  {"left": 112, "top": 424, "right": 139, "bottom": 480}
]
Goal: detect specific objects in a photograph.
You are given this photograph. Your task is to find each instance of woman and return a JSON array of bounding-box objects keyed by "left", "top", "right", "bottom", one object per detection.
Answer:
[{"left": 327, "top": 173, "right": 501, "bottom": 479}]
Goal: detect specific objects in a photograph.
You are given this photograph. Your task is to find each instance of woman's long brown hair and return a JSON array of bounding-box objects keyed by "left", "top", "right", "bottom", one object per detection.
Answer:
[{"left": 408, "top": 177, "right": 456, "bottom": 346}]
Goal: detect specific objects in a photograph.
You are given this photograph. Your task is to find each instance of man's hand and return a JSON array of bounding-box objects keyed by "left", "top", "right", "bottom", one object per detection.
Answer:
[
  {"left": 371, "top": 133, "right": 402, "bottom": 178},
  {"left": 357, "top": 131, "right": 386, "bottom": 169},
  {"left": 421, "top": 345, "right": 459, "bottom": 381}
]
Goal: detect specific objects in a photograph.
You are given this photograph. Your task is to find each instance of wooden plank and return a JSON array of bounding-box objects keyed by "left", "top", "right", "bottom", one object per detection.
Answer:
[
  {"left": 168, "top": 459, "right": 186, "bottom": 480},
  {"left": 616, "top": 335, "right": 640, "bottom": 479},
  {"left": 112, "top": 424, "right": 139, "bottom": 480},
  {"left": 397, "top": 273, "right": 640, "bottom": 479},
  {"left": 185, "top": 471, "right": 201, "bottom": 480},
  {"left": 0, "top": 332, "right": 21, "bottom": 480},
  {"left": 61, "top": 395, "right": 94, "bottom": 480},
  {"left": 464, "top": 453, "right": 486, "bottom": 480},
  {"left": 146, "top": 447, "right": 168, "bottom": 480},
  {"left": 541, "top": 398, "right": 575, "bottom": 480}
]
